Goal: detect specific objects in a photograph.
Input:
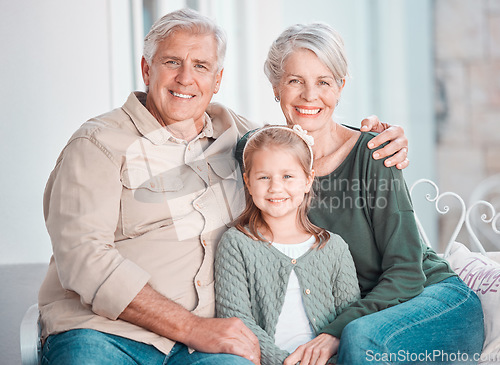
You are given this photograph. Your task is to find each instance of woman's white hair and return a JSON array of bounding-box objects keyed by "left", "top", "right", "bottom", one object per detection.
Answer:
[
  {"left": 143, "top": 8, "right": 227, "bottom": 71},
  {"left": 264, "top": 23, "right": 349, "bottom": 88}
]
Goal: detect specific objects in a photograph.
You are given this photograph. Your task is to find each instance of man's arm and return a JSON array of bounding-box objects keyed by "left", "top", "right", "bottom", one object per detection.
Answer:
[
  {"left": 45, "top": 137, "right": 260, "bottom": 364},
  {"left": 360, "top": 115, "right": 409, "bottom": 170},
  {"left": 120, "top": 284, "right": 261, "bottom": 365}
]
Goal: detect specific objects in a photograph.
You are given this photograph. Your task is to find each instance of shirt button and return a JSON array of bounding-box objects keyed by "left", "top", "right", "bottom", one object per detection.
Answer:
[
  {"left": 202, "top": 240, "right": 207, "bottom": 246},
  {"left": 305, "top": 289, "right": 311, "bottom": 295},
  {"left": 197, "top": 280, "right": 202, "bottom": 286},
  {"left": 291, "top": 259, "right": 297, "bottom": 264}
]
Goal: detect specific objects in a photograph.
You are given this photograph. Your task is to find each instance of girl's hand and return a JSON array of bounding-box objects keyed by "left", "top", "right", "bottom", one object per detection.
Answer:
[{"left": 283, "top": 333, "right": 339, "bottom": 365}]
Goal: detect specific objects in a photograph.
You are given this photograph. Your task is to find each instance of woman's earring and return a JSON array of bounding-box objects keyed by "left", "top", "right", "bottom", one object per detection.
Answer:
[{"left": 274, "top": 96, "right": 280, "bottom": 102}]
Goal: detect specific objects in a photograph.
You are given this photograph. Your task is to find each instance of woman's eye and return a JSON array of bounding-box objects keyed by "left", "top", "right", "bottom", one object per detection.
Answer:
[
  {"left": 319, "top": 81, "right": 330, "bottom": 86},
  {"left": 289, "top": 79, "right": 300, "bottom": 84}
]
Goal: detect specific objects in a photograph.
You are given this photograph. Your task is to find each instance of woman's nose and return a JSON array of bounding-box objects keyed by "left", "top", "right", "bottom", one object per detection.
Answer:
[{"left": 301, "top": 84, "right": 318, "bottom": 101}]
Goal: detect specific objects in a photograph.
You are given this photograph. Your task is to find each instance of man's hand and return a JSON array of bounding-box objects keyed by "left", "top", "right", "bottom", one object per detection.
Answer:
[
  {"left": 360, "top": 115, "right": 409, "bottom": 170},
  {"left": 283, "top": 333, "right": 339, "bottom": 365},
  {"left": 184, "top": 316, "right": 261, "bottom": 365},
  {"left": 120, "top": 284, "right": 261, "bottom": 364}
]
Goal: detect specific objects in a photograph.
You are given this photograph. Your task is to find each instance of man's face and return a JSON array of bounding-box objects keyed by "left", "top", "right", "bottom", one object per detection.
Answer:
[{"left": 141, "top": 30, "right": 223, "bottom": 130}]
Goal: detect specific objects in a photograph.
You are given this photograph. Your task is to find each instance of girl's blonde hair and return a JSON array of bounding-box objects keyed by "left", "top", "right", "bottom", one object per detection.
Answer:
[{"left": 236, "top": 125, "right": 330, "bottom": 247}]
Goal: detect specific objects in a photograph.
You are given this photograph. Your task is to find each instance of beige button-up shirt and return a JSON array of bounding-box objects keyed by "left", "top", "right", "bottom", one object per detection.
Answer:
[{"left": 39, "top": 92, "right": 258, "bottom": 354}]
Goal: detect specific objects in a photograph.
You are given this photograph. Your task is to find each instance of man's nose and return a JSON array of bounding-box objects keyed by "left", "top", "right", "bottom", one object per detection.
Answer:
[{"left": 176, "top": 64, "right": 194, "bottom": 85}]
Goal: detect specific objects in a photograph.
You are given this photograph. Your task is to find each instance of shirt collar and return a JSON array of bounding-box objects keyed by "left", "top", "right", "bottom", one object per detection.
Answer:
[{"left": 122, "top": 91, "right": 216, "bottom": 145}]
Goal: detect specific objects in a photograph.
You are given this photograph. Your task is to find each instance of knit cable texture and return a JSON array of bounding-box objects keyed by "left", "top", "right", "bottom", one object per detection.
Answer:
[{"left": 215, "top": 227, "right": 360, "bottom": 365}]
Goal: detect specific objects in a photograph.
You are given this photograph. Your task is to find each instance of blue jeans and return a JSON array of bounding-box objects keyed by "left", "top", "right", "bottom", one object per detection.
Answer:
[
  {"left": 337, "top": 276, "right": 484, "bottom": 364},
  {"left": 41, "top": 328, "right": 253, "bottom": 365}
]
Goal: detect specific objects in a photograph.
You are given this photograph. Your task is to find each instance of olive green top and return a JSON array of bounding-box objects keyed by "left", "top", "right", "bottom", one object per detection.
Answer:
[{"left": 307, "top": 132, "right": 455, "bottom": 338}]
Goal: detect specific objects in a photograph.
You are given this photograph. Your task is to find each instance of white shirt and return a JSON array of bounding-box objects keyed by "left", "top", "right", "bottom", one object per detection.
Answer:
[{"left": 272, "top": 236, "right": 316, "bottom": 353}]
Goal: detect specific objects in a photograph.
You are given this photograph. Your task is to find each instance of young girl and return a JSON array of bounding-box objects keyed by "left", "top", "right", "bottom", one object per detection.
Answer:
[{"left": 215, "top": 125, "right": 360, "bottom": 365}]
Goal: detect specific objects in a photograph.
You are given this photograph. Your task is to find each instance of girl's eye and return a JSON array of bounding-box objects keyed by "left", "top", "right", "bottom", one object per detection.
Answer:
[
  {"left": 284, "top": 175, "right": 292, "bottom": 179},
  {"left": 258, "top": 176, "right": 269, "bottom": 180}
]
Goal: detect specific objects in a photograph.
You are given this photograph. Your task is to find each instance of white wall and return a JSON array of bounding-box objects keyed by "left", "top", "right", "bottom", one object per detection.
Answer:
[
  {"left": 0, "top": 0, "right": 139, "bottom": 264},
  {"left": 0, "top": 0, "right": 437, "bottom": 265}
]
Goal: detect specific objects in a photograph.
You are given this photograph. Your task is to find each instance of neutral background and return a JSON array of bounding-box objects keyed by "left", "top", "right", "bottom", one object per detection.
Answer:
[
  {"left": 1, "top": 0, "right": 436, "bottom": 266},
  {"left": 2, "top": 0, "right": 499, "bottom": 363}
]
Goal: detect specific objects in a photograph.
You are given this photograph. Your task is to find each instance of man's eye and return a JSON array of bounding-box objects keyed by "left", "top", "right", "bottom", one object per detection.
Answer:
[
  {"left": 319, "top": 81, "right": 330, "bottom": 86},
  {"left": 195, "top": 64, "right": 208, "bottom": 70}
]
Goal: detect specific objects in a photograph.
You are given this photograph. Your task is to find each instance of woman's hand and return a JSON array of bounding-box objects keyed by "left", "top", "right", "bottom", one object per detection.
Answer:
[
  {"left": 360, "top": 115, "right": 409, "bottom": 170},
  {"left": 283, "top": 333, "right": 339, "bottom": 365}
]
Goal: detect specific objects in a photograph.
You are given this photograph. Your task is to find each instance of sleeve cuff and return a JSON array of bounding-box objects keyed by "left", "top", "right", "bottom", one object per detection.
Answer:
[
  {"left": 92, "top": 259, "right": 151, "bottom": 320},
  {"left": 320, "top": 311, "right": 354, "bottom": 339}
]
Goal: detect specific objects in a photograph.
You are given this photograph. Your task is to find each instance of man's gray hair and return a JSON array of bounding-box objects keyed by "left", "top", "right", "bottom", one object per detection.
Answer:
[
  {"left": 264, "top": 23, "right": 349, "bottom": 88},
  {"left": 143, "top": 8, "right": 227, "bottom": 71}
]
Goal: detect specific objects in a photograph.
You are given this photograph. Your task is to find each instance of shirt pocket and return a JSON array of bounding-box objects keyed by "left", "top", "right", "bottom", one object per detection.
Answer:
[
  {"left": 206, "top": 156, "right": 245, "bottom": 226},
  {"left": 120, "top": 167, "right": 184, "bottom": 238}
]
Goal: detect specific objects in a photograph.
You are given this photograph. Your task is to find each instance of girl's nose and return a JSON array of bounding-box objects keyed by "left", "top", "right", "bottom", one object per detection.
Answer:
[{"left": 268, "top": 178, "right": 283, "bottom": 192}]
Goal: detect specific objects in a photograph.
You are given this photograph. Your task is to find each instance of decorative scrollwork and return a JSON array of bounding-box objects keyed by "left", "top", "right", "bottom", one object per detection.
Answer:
[
  {"left": 410, "top": 179, "right": 466, "bottom": 256},
  {"left": 465, "top": 201, "right": 498, "bottom": 255}
]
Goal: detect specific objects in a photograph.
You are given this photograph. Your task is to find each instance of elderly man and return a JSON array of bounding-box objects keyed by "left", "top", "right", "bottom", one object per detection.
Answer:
[{"left": 39, "top": 8, "right": 408, "bottom": 365}]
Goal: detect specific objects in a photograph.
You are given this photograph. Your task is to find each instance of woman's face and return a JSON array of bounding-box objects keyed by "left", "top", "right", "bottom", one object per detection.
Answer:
[{"left": 275, "top": 48, "right": 344, "bottom": 135}]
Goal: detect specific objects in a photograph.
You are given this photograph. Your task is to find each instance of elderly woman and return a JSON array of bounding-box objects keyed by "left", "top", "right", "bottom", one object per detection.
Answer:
[{"left": 259, "top": 23, "right": 483, "bottom": 365}]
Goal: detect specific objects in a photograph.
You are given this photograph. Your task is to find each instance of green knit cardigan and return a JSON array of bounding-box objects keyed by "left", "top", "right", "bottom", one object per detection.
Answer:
[{"left": 215, "top": 227, "right": 361, "bottom": 365}]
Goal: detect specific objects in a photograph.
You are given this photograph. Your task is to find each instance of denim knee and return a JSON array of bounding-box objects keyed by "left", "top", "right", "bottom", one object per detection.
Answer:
[
  {"left": 338, "top": 318, "right": 386, "bottom": 364},
  {"left": 42, "top": 329, "right": 165, "bottom": 365}
]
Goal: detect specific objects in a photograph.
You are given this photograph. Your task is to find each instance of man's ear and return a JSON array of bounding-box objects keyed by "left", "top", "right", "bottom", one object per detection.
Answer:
[
  {"left": 214, "top": 68, "right": 224, "bottom": 94},
  {"left": 141, "top": 56, "right": 150, "bottom": 86}
]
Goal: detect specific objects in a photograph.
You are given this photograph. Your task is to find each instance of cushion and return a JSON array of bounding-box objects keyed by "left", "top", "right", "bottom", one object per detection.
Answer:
[{"left": 446, "top": 242, "right": 500, "bottom": 364}]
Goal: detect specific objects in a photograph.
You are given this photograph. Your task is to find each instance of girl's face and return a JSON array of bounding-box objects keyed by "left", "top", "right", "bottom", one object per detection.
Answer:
[
  {"left": 244, "top": 147, "right": 314, "bottom": 224},
  {"left": 274, "top": 48, "right": 344, "bottom": 135}
]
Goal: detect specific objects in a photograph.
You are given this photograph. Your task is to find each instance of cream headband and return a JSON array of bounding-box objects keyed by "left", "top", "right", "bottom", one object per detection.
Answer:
[{"left": 243, "top": 124, "right": 315, "bottom": 170}]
